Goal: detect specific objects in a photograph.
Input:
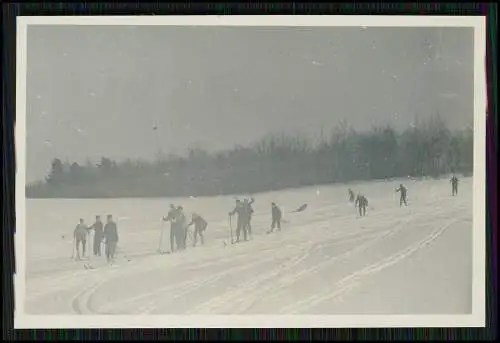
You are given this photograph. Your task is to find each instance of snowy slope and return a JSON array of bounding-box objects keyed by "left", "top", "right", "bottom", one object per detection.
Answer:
[{"left": 24, "top": 177, "right": 472, "bottom": 315}]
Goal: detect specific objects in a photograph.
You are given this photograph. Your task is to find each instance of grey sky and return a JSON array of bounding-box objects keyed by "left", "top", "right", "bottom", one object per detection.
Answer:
[{"left": 26, "top": 25, "right": 474, "bottom": 183}]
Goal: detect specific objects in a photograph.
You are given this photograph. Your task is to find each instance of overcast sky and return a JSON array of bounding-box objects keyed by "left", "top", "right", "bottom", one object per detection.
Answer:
[{"left": 25, "top": 25, "right": 474, "bottom": 182}]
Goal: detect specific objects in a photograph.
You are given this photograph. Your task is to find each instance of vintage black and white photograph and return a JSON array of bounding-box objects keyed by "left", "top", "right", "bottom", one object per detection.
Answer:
[{"left": 15, "top": 16, "right": 486, "bottom": 328}]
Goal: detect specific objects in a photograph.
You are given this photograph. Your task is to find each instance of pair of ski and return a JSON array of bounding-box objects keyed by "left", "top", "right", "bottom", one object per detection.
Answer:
[
  {"left": 226, "top": 215, "right": 236, "bottom": 246},
  {"left": 73, "top": 250, "right": 130, "bottom": 270},
  {"left": 71, "top": 256, "right": 94, "bottom": 270},
  {"left": 82, "top": 262, "right": 118, "bottom": 270},
  {"left": 224, "top": 239, "right": 246, "bottom": 246},
  {"left": 78, "top": 258, "right": 124, "bottom": 270},
  {"left": 83, "top": 263, "right": 94, "bottom": 270}
]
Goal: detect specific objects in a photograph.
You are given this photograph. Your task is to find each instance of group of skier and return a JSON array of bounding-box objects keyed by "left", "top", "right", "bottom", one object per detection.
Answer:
[
  {"left": 348, "top": 175, "right": 460, "bottom": 217},
  {"left": 159, "top": 197, "right": 284, "bottom": 253},
  {"left": 73, "top": 214, "right": 119, "bottom": 264},
  {"left": 71, "top": 175, "right": 460, "bottom": 262},
  {"left": 228, "top": 197, "right": 255, "bottom": 242},
  {"left": 228, "top": 198, "right": 286, "bottom": 242},
  {"left": 349, "top": 183, "right": 407, "bottom": 217},
  {"left": 161, "top": 204, "right": 208, "bottom": 254}
]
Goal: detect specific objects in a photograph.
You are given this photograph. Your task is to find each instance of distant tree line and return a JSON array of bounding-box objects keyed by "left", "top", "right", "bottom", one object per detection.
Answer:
[{"left": 26, "top": 116, "right": 473, "bottom": 198}]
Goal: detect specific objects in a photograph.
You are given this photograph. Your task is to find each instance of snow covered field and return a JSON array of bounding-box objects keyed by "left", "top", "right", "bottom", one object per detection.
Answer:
[{"left": 24, "top": 177, "right": 473, "bottom": 315}]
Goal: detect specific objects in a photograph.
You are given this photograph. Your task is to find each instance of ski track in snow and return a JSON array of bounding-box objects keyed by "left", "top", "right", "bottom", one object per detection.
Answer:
[{"left": 25, "top": 178, "right": 473, "bottom": 315}]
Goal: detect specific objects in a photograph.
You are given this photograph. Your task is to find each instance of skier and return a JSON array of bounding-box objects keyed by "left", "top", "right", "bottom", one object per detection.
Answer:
[
  {"left": 88, "top": 215, "right": 104, "bottom": 256},
  {"left": 348, "top": 188, "right": 355, "bottom": 203},
  {"left": 162, "top": 204, "right": 178, "bottom": 253},
  {"left": 268, "top": 202, "right": 282, "bottom": 233},
  {"left": 103, "top": 214, "right": 119, "bottom": 264},
  {"left": 395, "top": 184, "right": 408, "bottom": 207},
  {"left": 450, "top": 175, "right": 459, "bottom": 196},
  {"left": 188, "top": 213, "right": 208, "bottom": 247},
  {"left": 355, "top": 194, "right": 369, "bottom": 217},
  {"left": 229, "top": 199, "right": 248, "bottom": 242},
  {"left": 175, "top": 206, "right": 188, "bottom": 250},
  {"left": 73, "top": 219, "right": 89, "bottom": 260},
  {"left": 243, "top": 198, "right": 255, "bottom": 237}
]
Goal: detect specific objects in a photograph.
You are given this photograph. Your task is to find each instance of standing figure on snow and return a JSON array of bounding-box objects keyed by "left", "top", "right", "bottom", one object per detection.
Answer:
[
  {"left": 88, "top": 215, "right": 104, "bottom": 257},
  {"left": 348, "top": 188, "right": 355, "bottom": 203},
  {"left": 175, "top": 206, "right": 188, "bottom": 250},
  {"left": 243, "top": 197, "right": 255, "bottom": 238},
  {"left": 103, "top": 214, "right": 119, "bottom": 264},
  {"left": 162, "top": 204, "right": 178, "bottom": 253},
  {"left": 229, "top": 199, "right": 248, "bottom": 242},
  {"left": 450, "top": 175, "right": 459, "bottom": 196},
  {"left": 73, "top": 218, "right": 90, "bottom": 260},
  {"left": 268, "top": 202, "right": 282, "bottom": 233},
  {"left": 188, "top": 213, "right": 208, "bottom": 247},
  {"left": 395, "top": 184, "right": 408, "bottom": 207},
  {"left": 355, "top": 194, "right": 369, "bottom": 217}
]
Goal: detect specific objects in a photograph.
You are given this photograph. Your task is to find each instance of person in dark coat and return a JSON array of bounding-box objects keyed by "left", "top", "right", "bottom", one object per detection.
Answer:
[
  {"left": 268, "top": 202, "right": 282, "bottom": 233},
  {"left": 395, "top": 184, "right": 408, "bottom": 207},
  {"left": 89, "top": 215, "right": 104, "bottom": 256},
  {"left": 355, "top": 194, "right": 369, "bottom": 217},
  {"left": 348, "top": 188, "right": 355, "bottom": 203},
  {"left": 175, "top": 206, "right": 188, "bottom": 250},
  {"left": 73, "top": 218, "right": 90, "bottom": 260},
  {"left": 229, "top": 200, "right": 248, "bottom": 242},
  {"left": 103, "top": 214, "right": 119, "bottom": 264},
  {"left": 450, "top": 175, "right": 459, "bottom": 196},
  {"left": 188, "top": 213, "right": 208, "bottom": 247},
  {"left": 162, "top": 204, "right": 179, "bottom": 253},
  {"left": 242, "top": 198, "right": 255, "bottom": 237}
]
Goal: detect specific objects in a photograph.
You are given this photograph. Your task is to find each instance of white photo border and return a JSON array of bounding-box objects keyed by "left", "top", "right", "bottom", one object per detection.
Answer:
[{"left": 15, "top": 15, "right": 487, "bottom": 329}]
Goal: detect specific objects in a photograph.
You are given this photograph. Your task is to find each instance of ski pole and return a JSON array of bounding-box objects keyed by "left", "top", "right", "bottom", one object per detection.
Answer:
[
  {"left": 70, "top": 237, "right": 75, "bottom": 259},
  {"left": 85, "top": 229, "right": 91, "bottom": 259},
  {"left": 228, "top": 214, "right": 233, "bottom": 244},
  {"left": 158, "top": 219, "right": 165, "bottom": 253},
  {"left": 87, "top": 231, "right": 93, "bottom": 268},
  {"left": 115, "top": 245, "right": 131, "bottom": 262},
  {"left": 188, "top": 228, "right": 194, "bottom": 246}
]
